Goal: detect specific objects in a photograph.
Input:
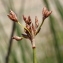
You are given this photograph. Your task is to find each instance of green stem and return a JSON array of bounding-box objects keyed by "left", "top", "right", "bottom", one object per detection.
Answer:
[
  {"left": 33, "top": 47, "right": 36, "bottom": 63},
  {"left": 32, "top": 39, "right": 37, "bottom": 63}
]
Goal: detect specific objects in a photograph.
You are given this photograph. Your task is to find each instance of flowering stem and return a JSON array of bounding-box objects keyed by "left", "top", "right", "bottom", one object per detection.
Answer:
[
  {"left": 35, "top": 19, "right": 44, "bottom": 35},
  {"left": 32, "top": 39, "right": 37, "bottom": 63}
]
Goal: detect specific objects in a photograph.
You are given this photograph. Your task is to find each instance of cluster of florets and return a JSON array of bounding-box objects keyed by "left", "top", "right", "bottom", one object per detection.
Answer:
[{"left": 8, "top": 7, "right": 52, "bottom": 47}]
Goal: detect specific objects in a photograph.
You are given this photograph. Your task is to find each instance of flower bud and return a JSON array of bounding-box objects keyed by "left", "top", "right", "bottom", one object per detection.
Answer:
[
  {"left": 23, "top": 15, "right": 31, "bottom": 25},
  {"left": 28, "top": 16, "right": 31, "bottom": 24},
  {"left": 12, "top": 36, "right": 23, "bottom": 41},
  {"left": 42, "top": 7, "right": 52, "bottom": 20},
  {"left": 35, "top": 16, "right": 39, "bottom": 28},
  {"left": 8, "top": 10, "right": 18, "bottom": 22},
  {"left": 24, "top": 24, "right": 31, "bottom": 34},
  {"left": 32, "top": 23, "right": 36, "bottom": 35},
  {"left": 23, "top": 15, "right": 26, "bottom": 21}
]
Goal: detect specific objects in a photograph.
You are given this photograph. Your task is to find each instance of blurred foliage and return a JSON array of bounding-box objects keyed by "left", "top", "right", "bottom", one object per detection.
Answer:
[{"left": 0, "top": 0, "right": 63, "bottom": 63}]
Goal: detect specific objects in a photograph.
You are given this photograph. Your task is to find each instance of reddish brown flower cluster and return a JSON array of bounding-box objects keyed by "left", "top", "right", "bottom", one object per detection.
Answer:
[
  {"left": 42, "top": 7, "right": 52, "bottom": 20},
  {"left": 7, "top": 7, "right": 52, "bottom": 44},
  {"left": 22, "top": 15, "right": 39, "bottom": 42},
  {"left": 8, "top": 10, "right": 18, "bottom": 22}
]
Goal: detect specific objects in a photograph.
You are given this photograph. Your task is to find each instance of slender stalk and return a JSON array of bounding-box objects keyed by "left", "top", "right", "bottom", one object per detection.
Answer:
[
  {"left": 17, "top": 21, "right": 31, "bottom": 35},
  {"left": 32, "top": 39, "right": 37, "bottom": 63},
  {"left": 33, "top": 47, "right": 36, "bottom": 63},
  {"left": 5, "top": 22, "right": 15, "bottom": 63},
  {"left": 36, "top": 19, "right": 44, "bottom": 35}
]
